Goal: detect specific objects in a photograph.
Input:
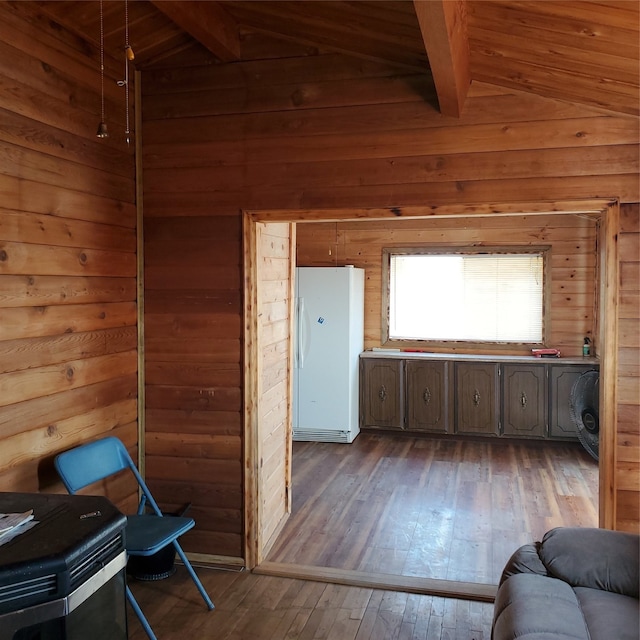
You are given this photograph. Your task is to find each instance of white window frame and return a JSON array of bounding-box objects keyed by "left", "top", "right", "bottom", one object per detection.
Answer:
[{"left": 382, "top": 246, "right": 550, "bottom": 349}]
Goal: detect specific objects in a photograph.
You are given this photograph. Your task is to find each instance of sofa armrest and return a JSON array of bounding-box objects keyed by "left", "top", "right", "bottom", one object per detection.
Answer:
[
  {"left": 538, "top": 527, "right": 639, "bottom": 598},
  {"left": 499, "top": 542, "right": 549, "bottom": 586}
]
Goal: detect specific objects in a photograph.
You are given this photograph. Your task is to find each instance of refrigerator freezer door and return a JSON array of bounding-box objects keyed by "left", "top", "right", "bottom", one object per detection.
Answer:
[{"left": 293, "top": 267, "right": 364, "bottom": 442}]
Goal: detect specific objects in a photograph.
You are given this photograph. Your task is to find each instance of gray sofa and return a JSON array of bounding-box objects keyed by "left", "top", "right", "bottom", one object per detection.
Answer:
[{"left": 492, "top": 527, "right": 640, "bottom": 640}]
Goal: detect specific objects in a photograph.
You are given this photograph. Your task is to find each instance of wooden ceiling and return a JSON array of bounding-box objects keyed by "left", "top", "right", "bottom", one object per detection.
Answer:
[{"left": 33, "top": 0, "right": 639, "bottom": 117}]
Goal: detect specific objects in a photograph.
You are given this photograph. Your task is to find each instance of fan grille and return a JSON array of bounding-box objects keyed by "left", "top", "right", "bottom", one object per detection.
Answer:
[{"left": 570, "top": 370, "right": 599, "bottom": 461}]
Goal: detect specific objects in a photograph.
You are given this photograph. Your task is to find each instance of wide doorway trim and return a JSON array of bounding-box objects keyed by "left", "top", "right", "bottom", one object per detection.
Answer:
[{"left": 243, "top": 198, "right": 619, "bottom": 595}]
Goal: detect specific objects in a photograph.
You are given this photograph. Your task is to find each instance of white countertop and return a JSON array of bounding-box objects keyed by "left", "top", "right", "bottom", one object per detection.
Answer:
[{"left": 360, "top": 350, "right": 599, "bottom": 366}]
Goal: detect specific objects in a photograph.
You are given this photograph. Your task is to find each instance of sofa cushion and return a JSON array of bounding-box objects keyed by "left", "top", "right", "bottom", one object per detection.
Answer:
[
  {"left": 574, "top": 586, "right": 640, "bottom": 640},
  {"left": 538, "top": 527, "right": 640, "bottom": 597},
  {"left": 492, "top": 573, "right": 590, "bottom": 640}
]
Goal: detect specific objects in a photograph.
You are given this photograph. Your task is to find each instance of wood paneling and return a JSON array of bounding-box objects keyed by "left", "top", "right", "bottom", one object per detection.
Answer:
[
  {"left": 32, "top": 1, "right": 640, "bottom": 119},
  {"left": 142, "top": 44, "right": 638, "bottom": 560},
  {"left": 143, "top": 214, "right": 243, "bottom": 558},
  {"left": 256, "top": 222, "right": 294, "bottom": 555},
  {"left": 617, "top": 203, "right": 640, "bottom": 533},
  {"left": 2, "top": 0, "right": 636, "bottom": 572},
  {"left": 467, "top": 0, "right": 640, "bottom": 116},
  {"left": 0, "top": 2, "right": 138, "bottom": 505},
  {"left": 297, "top": 214, "right": 597, "bottom": 357}
]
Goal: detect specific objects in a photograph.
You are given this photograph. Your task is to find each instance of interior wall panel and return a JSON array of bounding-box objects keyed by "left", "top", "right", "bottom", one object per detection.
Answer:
[
  {"left": 142, "top": 48, "right": 639, "bottom": 557},
  {"left": 0, "top": 3, "right": 138, "bottom": 504}
]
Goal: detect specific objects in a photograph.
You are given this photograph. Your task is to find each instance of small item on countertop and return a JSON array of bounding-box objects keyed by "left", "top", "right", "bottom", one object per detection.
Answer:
[
  {"left": 531, "top": 348, "right": 561, "bottom": 358},
  {"left": 583, "top": 337, "right": 591, "bottom": 357}
]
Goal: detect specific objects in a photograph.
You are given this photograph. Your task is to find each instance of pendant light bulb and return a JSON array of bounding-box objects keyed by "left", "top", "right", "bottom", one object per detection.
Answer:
[{"left": 96, "top": 121, "right": 109, "bottom": 138}]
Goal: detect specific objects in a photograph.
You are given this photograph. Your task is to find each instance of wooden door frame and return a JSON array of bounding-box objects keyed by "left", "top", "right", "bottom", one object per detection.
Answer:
[{"left": 243, "top": 198, "right": 619, "bottom": 570}]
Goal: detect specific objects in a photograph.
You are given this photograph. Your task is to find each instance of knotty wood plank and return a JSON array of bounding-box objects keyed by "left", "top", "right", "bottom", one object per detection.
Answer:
[
  {"left": 143, "top": 53, "right": 412, "bottom": 96},
  {"left": 145, "top": 384, "right": 241, "bottom": 413},
  {"left": 469, "top": 26, "right": 639, "bottom": 85},
  {"left": 144, "top": 337, "right": 240, "bottom": 363},
  {"left": 143, "top": 73, "right": 435, "bottom": 121},
  {"left": 146, "top": 477, "right": 242, "bottom": 510},
  {"left": 142, "top": 117, "right": 639, "bottom": 170},
  {"left": 142, "top": 146, "right": 638, "bottom": 198},
  {"left": 0, "top": 174, "right": 136, "bottom": 227},
  {"left": 142, "top": 92, "right": 610, "bottom": 147},
  {"left": 0, "top": 301, "right": 136, "bottom": 341},
  {"left": 0, "top": 350, "right": 137, "bottom": 407},
  {"left": 0, "top": 398, "right": 137, "bottom": 473},
  {"left": 145, "top": 432, "right": 241, "bottom": 461},
  {"left": 0, "top": 241, "right": 136, "bottom": 277},
  {"left": 0, "top": 141, "right": 134, "bottom": 201},
  {"left": 0, "top": 375, "right": 137, "bottom": 440},
  {"left": 145, "top": 408, "right": 241, "bottom": 437},
  {"left": 0, "top": 275, "right": 135, "bottom": 308},
  {"left": 0, "top": 327, "right": 137, "bottom": 374},
  {"left": 0, "top": 209, "right": 135, "bottom": 252}
]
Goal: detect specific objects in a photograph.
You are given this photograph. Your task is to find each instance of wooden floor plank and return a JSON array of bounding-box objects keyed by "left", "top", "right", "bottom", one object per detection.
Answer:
[
  {"left": 267, "top": 434, "right": 598, "bottom": 585},
  {"left": 127, "top": 566, "right": 494, "bottom": 639}
]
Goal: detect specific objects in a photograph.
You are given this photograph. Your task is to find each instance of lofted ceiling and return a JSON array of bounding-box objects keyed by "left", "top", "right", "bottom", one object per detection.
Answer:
[{"left": 33, "top": 0, "right": 640, "bottom": 117}]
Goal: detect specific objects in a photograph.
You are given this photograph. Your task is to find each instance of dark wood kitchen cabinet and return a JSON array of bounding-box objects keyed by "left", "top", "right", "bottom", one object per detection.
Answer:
[
  {"left": 454, "top": 362, "right": 500, "bottom": 436},
  {"left": 359, "top": 354, "right": 598, "bottom": 440},
  {"left": 406, "top": 359, "right": 450, "bottom": 433},
  {"left": 502, "top": 364, "right": 547, "bottom": 438},
  {"left": 360, "top": 358, "right": 404, "bottom": 430}
]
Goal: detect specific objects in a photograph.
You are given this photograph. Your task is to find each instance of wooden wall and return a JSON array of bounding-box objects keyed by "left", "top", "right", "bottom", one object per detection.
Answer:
[
  {"left": 142, "top": 45, "right": 639, "bottom": 559},
  {"left": 296, "top": 214, "right": 598, "bottom": 358},
  {"left": 255, "top": 222, "right": 293, "bottom": 557},
  {"left": 143, "top": 215, "right": 244, "bottom": 557},
  {"left": 617, "top": 203, "right": 640, "bottom": 532},
  {"left": 0, "top": 3, "right": 138, "bottom": 506}
]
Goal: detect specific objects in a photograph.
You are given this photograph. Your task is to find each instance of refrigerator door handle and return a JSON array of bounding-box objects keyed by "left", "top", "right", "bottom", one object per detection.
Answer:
[{"left": 296, "top": 297, "right": 304, "bottom": 369}]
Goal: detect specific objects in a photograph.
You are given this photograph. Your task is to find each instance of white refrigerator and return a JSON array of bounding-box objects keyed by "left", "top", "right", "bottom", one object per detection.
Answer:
[{"left": 293, "top": 266, "right": 365, "bottom": 443}]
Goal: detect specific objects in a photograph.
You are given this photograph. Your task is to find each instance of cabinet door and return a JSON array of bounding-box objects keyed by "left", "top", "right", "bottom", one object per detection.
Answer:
[
  {"left": 502, "top": 364, "right": 546, "bottom": 438},
  {"left": 406, "top": 360, "right": 449, "bottom": 433},
  {"left": 455, "top": 362, "right": 499, "bottom": 435},
  {"left": 549, "top": 364, "right": 597, "bottom": 439},
  {"left": 360, "top": 359, "right": 404, "bottom": 430}
]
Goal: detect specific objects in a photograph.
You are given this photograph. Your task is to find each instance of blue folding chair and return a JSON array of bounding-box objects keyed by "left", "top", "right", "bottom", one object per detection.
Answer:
[{"left": 54, "top": 436, "right": 214, "bottom": 640}]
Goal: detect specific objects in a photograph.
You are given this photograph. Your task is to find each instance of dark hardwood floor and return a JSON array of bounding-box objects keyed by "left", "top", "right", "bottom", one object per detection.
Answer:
[
  {"left": 266, "top": 433, "right": 599, "bottom": 585},
  {"left": 127, "top": 433, "right": 596, "bottom": 639},
  {"left": 128, "top": 565, "right": 495, "bottom": 640}
]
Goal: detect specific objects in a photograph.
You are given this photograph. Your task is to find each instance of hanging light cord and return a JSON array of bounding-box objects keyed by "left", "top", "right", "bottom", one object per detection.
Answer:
[
  {"left": 98, "top": 0, "right": 106, "bottom": 132},
  {"left": 124, "top": 0, "right": 131, "bottom": 144}
]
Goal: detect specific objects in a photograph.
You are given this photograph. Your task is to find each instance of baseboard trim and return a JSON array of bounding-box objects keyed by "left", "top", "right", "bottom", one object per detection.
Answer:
[
  {"left": 253, "top": 561, "right": 497, "bottom": 603},
  {"left": 182, "top": 552, "right": 246, "bottom": 571}
]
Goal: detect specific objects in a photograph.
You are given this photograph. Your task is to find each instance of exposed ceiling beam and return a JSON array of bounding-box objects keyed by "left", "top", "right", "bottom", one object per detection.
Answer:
[
  {"left": 150, "top": 0, "right": 241, "bottom": 62},
  {"left": 413, "top": 0, "right": 470, "bottom": 117}
]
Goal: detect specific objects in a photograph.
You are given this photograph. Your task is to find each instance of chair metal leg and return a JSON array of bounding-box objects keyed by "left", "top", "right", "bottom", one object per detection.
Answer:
[
  {"left": 173, "top": 542, "right": 215, "bottom": 610},
  {"left": 126, "top": 585, "right": 158, "bottom": 640}
]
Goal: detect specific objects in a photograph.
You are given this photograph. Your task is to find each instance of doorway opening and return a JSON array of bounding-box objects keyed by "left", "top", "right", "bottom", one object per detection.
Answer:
[{"left": 243, "top": 200, "right": 618, "bottom": 599}]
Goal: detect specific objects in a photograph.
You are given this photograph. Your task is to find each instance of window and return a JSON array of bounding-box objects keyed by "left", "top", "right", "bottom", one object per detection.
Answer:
[{"left": 383, "top": 247, "right": 548, "bottom": 346}]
